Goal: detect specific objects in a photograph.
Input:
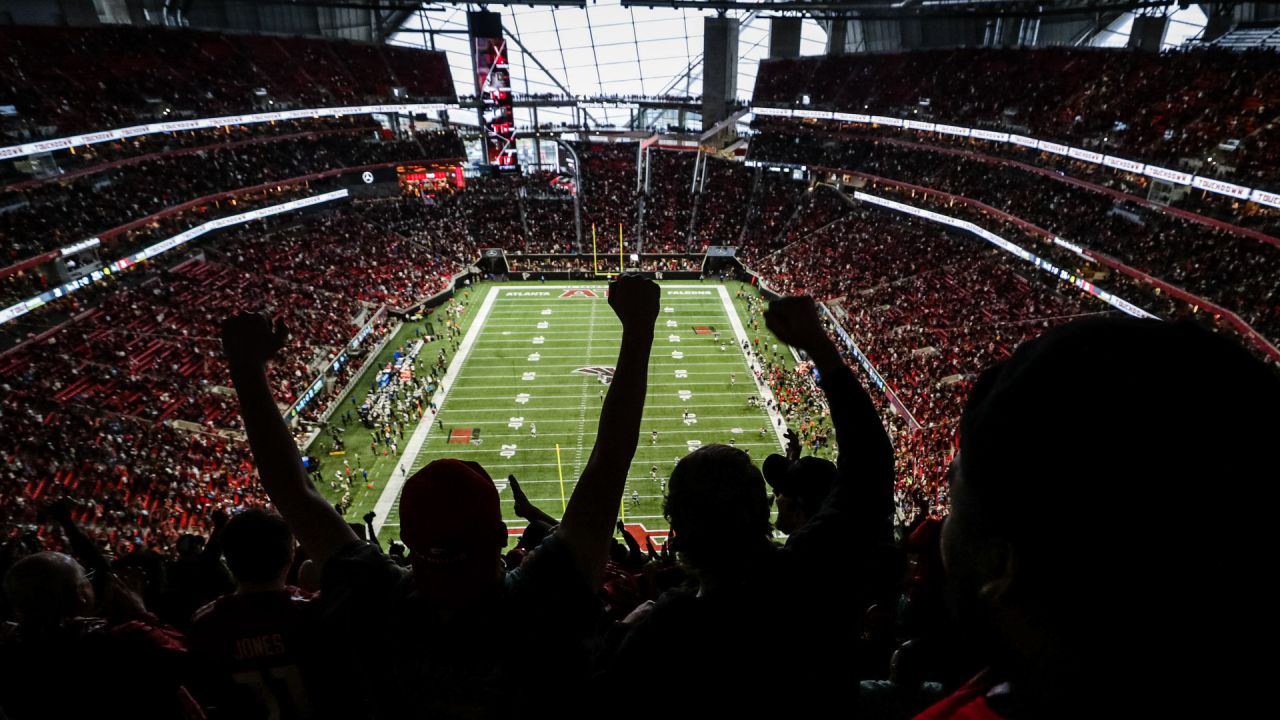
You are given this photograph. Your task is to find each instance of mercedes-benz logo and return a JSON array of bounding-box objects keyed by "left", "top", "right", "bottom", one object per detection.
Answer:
[{"left": 361, "top": 171, "right": 374, "bottom": 184}]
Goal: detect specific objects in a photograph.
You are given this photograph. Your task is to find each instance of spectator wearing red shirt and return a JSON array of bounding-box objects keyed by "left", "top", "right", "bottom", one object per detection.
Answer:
[
  {"left": 0, "top": 552, "right": 194, "bottom": 720},
  {"left": 189, "top": 508, "right": 322, "bottom": 719}
]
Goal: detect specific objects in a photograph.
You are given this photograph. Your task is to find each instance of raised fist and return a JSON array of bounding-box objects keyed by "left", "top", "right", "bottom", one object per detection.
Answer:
[
  {"left": 763, "top": 296, "right": 829, "bottom": 354},
  {"left": 221, "top": 312, "right": 287, "bottom": 372},
  {"left": 608, "top": 274, "right": 660, "bottom": 330}
]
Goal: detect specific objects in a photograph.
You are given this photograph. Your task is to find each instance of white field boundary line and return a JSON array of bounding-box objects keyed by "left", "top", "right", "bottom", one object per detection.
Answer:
[
  {"left": 391, "top": 427, "right": 780, "bottom": 453},
  {"left": 417, "top": 433, "right": 774, "bottom": 443},
  {"left": 462, "top": 332, "right": 737, "bottom": 341},
  {"left": 378, "top": 522, "right": 676, "bottom": 544},
  {"left": 718, "top": 284, "right": 790, "bottom": 451},
  {"left": 460, "top": 346, "right": 737, "bottom": 353},
  {"left": 370, "top": 285, "right": 500, "bottom": 536},
  {"left": 502, "top": 479, "right": 685, "bottom": 486}
]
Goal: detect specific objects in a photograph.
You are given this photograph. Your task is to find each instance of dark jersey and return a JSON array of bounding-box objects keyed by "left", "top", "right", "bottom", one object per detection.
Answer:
[
  {"left": 189, "top": 588, "right": 319, "bottom": 720},
  {"left": 319, "top": 536, "right": 599, "bottom": 719}
]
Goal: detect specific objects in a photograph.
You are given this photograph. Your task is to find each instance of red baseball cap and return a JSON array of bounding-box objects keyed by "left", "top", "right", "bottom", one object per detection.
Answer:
[{"left": 399, "top": 459, "right": 502, "bottom": 553}]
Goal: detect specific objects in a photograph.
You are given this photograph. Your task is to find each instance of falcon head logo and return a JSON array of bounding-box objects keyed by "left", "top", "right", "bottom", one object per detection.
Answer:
[{"left": 573, "top": 366, "right": 616, "bottom": 384}]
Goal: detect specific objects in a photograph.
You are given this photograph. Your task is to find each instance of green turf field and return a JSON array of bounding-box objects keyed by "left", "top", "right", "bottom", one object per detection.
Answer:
[{"left": 312, "top": 280, "right": 797, "bottom": 546}]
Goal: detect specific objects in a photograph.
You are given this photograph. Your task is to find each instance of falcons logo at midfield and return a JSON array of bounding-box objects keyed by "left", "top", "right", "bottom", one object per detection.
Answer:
[{"left": 573, "top": 366, "right": 616, "bottom": 384}]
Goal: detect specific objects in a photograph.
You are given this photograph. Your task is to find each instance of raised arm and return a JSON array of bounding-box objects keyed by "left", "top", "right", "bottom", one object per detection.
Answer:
[
  {"left": 46, "top": 498, "right": 111, "bottom": 597},
  {"left": 221, "top": 312, "right": 358, "bottom": 566},
  {"left": 617, "top": 520, "right": 644, "bottom": 568},
  {"left": 509, "top": 474, "right": 561, "bottom": 528},
  {"left": 784, "top": 428, "right": 802, "bottom": 462},
  {"left": 764, "top": 297, "right": 894, "bottom": 552},
  {"left": 556, "top": 275, "right": 658, "bottom": 587},
  {"left": 362, "top": 512, "right": 383, "bottom": 552}
]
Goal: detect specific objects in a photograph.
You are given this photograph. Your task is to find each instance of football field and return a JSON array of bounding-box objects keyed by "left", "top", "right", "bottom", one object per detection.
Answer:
[{"left": 371, "top": 282, "right": 787, "bottom": 546}]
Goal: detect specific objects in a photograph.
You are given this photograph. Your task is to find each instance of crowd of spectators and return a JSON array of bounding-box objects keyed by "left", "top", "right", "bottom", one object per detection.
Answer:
[
  {"left": 228, "top": 201, "right": 468, "bottom": 309},
  {"left": 4, "top": 276, "right": 1272, "bottom": 720},
  {"left": 688, "top": 156, "right": 753, "bottom": 251},
  {"left": 749, "top": 122, "right": 1280, "bottom": 233},
  {"left": 8, "top": 127, "right": 1209, "bottom": 566},
  {"left": 0, "top": 25, "right": 455, "bottom": 139},
  {"left": 577, "top": 142, "right": 642, "bottom": 252},
  {"left": 640, "top": 150, "right": 696, "bottom": 253},
  {"left": 748, "top": 128, "right": 1280, "bottom": 347},
  {"left": 754, "top": 46, "right": 1280, "bottom": 185},
  {"left": 0, "top": 117, "right": 389, "bottom": 189},
  {"left": 1, "top": 129, "right": 464, "bottom": 310},
  {"left": 8, "top": 111, "right": 1275, "bottom": 570},
  {"left": 0, "top": 196, "right": 477, "bottom": 561},
  {"left": 735, "top": 171, "right": 809, "bottom": 257},
  {"left": 1, "top": 130, "right": 461, "bottom": 263},
  {"left": 0, "top": 406, "right": 267, "bottom": 554},
  {"left": 2, "top": 182, "right": 321, "bottom": 308},
  {"left": 2, "top": 38, "right": 1279, "bottom": 720},
  {"left": 522, "top": 191, "right": 579, "bottom": 254},
  {"left": 739, "top": 182, "right": 850, "bottom": 271},
  {"left": 750, "top": 199, "right": 1101, "bottom": 514}
]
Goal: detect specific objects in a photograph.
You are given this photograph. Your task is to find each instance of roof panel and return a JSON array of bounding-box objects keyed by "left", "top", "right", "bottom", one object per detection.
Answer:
[{"left": 389, "top": 1, "right": 827, "bottom": 130}]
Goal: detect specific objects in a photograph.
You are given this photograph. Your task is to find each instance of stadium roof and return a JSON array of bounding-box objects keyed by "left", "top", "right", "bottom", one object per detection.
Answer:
[
  {"left": 157, "top": 3, "right": 1224, "bottom": 121},
  {"left": 388, "top": 2, "right": 827, "bottom": 129}
]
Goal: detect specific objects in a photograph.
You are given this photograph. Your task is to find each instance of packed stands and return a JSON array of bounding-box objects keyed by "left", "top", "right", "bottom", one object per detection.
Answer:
[
  {"left": 1, "top": 133, "right": 447, "bottom": 260},
  {"left": 688, "top": 156, "right": 753, "bottom": 251},
  {"left": 754, "top": 47, "right": 1280, "bottom": 188},
  {"left": 576, "top": 142, "right": 640, "bottom": 251},
  {"left": 0, "top": 197, "right": 475, "bottom": 558},
  {"left": 747, "top": 128, "right": 1280, "bottom": 347},
  {"left": 0, "top": 25, "right": 455, "bottom": 138},
  {"left": 640, "top": 150, "right": 696, "bottom": 253},
  {"left": 3, "top": 26, "right": 1279, "bottom": 720}
]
